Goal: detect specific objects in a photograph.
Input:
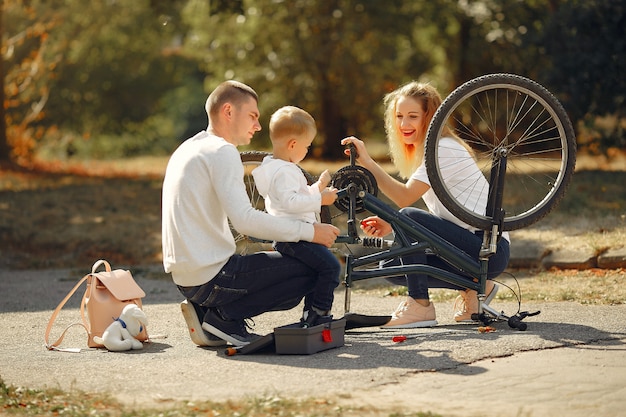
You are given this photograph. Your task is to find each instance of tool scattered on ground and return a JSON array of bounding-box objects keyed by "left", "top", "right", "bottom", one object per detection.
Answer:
[{"left": 478, "top": 326, "right": 496, "bottom": 333}]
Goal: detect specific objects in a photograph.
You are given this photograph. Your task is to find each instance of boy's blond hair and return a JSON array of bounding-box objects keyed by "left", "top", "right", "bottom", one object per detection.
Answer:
[{"left": 269, "top": 106, "right": 317, "bottom": 144}]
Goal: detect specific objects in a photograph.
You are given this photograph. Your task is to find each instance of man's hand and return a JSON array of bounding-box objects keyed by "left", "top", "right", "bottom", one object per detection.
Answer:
[{"left": 312, "top": 223, "right": 340, "bottom": 248}]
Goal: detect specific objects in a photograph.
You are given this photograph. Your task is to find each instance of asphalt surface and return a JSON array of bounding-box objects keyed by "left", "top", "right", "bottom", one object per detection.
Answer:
[{"left": 1, "top": 267, "right": 625, "bottom": 417}]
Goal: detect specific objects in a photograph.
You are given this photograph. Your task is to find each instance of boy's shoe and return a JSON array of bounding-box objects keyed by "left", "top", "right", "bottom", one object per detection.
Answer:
[
  {"left": 300, "top": 310, "right": 333, "bottom": 328},
  {"left": 454, "top": 281, "right": 499, "bottom": 323},
  {"left": 382, "top": 297, "right": 437, "bottom": 329},
  {"left": 201, "top": 308, "right": 260, "bottom": 347},
  {"left": 180, "top": 300, "right": 227, "bottom": 347}
]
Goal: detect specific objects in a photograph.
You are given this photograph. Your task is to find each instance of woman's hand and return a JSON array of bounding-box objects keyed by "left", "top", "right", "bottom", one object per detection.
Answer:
[
  {"left": 360, "top": 216, "right": 392, "bottom": 237},
  {"left": 341, "top": 136, "right": 374, "bottom": 168}
]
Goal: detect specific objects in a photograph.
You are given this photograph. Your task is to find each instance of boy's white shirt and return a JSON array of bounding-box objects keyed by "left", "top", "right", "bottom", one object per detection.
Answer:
[
  {"left": 410, "top": 137, "right": 510, "bottom": 242},
  {"left": 252, "top": 156, "right": 321, "bottom": 224},
  {"left": 161, "top": 131, "right": 315, "bottom": 287}
]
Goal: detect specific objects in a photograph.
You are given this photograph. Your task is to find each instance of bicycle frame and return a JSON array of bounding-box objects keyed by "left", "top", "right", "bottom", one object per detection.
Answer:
[
  {"left": 238, "top": 145, "right": 533, "bottom": 328},
  {"left": 342, "top": 192, "right": 483, "bottom": 311},
  {"left": 339, "top": 152, "right": 509, "bottom": 321}
]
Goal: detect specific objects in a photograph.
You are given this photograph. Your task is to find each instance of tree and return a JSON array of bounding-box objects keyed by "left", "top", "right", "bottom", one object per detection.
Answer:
[
  {"left": 1, "top": 0, "right": 61, "bottom": 165},
  {"left": 40, "top": 0, "right": 189, "bottom": 155},
  {"left": 539, "top": 0, "right": 625, "bottom": 152},
  {"left": 0, "top": 0, "right": 8, "bottom": 162},
  {"left": 181, "top": 0, "right": 431, "bottom": 159},
  {"left": 419, "top": 0, "right": 555, "bottom": 90},
  {"left": 2, "top": 0, "right": 201, "bottom": 163},
  {"left": 422, "top": 0, "right": 625, "bottom": 154},
  {"left": 2, "top": 0, "right": 623, "bottom": 163}
]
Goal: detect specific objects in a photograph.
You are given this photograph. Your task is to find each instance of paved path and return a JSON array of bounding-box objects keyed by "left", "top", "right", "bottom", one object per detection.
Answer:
[{"left": 1, "top": 268, "right": 625, "bottom": 417}]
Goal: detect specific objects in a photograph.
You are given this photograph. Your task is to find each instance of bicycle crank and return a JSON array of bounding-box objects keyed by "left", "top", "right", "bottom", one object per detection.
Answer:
[{"left": 331, "top": 165, "right": 378, "bottom": 213}]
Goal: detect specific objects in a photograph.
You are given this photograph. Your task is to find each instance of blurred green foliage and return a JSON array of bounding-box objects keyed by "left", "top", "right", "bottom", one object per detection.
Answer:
[{"left": 1, "top": 0, "right": 624, "bottom": 163}]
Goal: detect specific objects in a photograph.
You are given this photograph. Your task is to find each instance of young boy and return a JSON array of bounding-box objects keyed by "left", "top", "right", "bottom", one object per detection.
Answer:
[{"left": 252, "top": 106, "right": 340, "bottom": 327}]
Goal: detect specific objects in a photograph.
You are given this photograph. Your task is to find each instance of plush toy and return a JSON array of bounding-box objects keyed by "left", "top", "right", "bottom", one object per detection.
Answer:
[{"left": 93, "top": 304, "right": 148, "bottom": 351}]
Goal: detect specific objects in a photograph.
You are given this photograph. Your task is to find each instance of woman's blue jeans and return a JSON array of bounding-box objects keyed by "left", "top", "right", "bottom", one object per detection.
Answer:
[
  {"left": 177, "top": 251, "right": 318, "bottom": 321},
  {"left": 274, "top": 241, "right": 341, "bottom": 312},
  {"left": 386, "top": 207, "right": 510, "bottom": 300}
]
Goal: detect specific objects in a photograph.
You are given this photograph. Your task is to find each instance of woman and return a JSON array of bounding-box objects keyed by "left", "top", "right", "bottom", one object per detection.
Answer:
[{"left": 341, "top": 81, "right": 510, "bottom": 328}]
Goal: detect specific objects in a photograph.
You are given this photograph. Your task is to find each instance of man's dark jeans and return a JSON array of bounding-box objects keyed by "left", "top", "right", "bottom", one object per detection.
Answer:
[{"left": 177, "top": 251, "right": 317, "bottom": 321}]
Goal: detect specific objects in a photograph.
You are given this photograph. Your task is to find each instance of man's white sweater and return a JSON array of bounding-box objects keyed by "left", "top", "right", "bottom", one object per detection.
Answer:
[{"left": 161, "top": 131, "right": 314, "bottom": 287}]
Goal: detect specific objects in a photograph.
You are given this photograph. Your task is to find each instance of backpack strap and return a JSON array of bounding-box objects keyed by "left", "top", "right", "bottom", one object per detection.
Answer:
[
  {"left": 44, "top": 274, "right": 90, "bottom": 353},
  {"left": 76, "top": 259, "right": 112, "bottom": 339},
  {"left": 91, "top": 259, "right": 111, "bottom": 274}
]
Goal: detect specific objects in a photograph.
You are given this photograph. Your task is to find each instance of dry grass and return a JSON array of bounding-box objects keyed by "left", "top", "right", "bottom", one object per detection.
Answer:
[
  {"left": 0, "top": 170, "right": 163, "bottom": 269},
  {"left": 0, "top": 378, "right": 438, "bottom": 417},
  {"left": 0, "top": 153, "right": 624, "bottom": 270},
  {"left": 502, "top": 268, "right": 626, "bottom": 305},
  {"left": 357, "top": 267, "right": 626, "bottom": 307},
  {"left": 428, "top": 268, "right": 626, "bottom": 305}
]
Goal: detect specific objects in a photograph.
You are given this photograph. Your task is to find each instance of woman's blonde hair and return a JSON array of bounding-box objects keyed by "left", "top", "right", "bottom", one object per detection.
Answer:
[{"left": 383, "top": 81, "right": 456, "bottom": 179}]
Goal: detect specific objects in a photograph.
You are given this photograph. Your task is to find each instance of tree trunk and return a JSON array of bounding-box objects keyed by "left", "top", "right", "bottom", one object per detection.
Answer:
[
  {"left": 456, "top": 14, "right": 472, "bottom": 87},
  {"left": 0, "top": 0, "right": 11, "bottom": 162},
  {"left": 319, "top": 87, "right": 347, "bottom": 160}
]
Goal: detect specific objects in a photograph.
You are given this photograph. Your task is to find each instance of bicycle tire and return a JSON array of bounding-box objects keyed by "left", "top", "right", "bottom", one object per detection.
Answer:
[
  {"left": 232, "top": 151, "right": 331, "bottom": 254},
  {"left": 425, "top": 73, "right": 576, "bottom": 231}
]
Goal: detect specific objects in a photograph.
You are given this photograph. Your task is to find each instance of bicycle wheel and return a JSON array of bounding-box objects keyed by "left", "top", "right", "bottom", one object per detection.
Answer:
[
  {"left": 233, "top": 151, "right": 331, "bottom": 254},
  {"left": 425, "top": 73, "right": 576, "bottom": 231}
]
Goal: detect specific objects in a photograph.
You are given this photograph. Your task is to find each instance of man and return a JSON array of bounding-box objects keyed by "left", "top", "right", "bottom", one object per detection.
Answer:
[{"left": 162, "top": 80, "right": 339, "bottom": 347}]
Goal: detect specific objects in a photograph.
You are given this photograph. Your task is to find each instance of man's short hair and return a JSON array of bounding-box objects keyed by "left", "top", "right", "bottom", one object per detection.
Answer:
[{"left": 205, "top": 80, "right": 258, "bottom": 119}]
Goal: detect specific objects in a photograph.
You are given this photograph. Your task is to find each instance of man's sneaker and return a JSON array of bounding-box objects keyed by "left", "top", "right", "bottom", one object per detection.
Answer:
[
  {"left": 454, "top": 281, "right": 499, "bottom": 323},
  {"left": 180, "top": 300, "right": 227, "bottom": 347},
  {"left": 201, "top": 308, "right": 260, "bottom": 347},
  {"left": 382, "top": 297, "right": 437, "bottom": 329},
  {"left": 300, "top": 310, "right": 333, "bottom": 328}
]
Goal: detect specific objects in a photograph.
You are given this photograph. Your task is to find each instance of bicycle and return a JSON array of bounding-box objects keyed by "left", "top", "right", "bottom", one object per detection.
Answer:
[{"left": 236, "top": 73, "right": 576, "bottom": 330}]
